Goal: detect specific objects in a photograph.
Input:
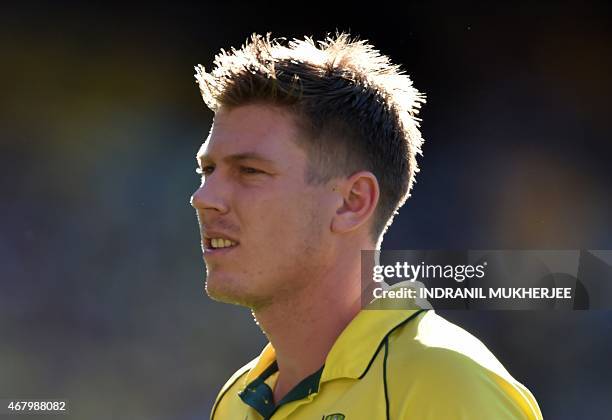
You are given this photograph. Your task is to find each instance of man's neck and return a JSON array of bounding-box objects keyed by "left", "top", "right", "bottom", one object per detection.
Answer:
[{"left": 253, "top": 263, "right": 362, "bottom": 404}]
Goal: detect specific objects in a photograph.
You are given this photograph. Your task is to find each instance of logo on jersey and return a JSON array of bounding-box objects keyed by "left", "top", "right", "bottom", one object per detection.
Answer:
[{"left": 322, "top": 414, "right": 345, "bottom": 420}]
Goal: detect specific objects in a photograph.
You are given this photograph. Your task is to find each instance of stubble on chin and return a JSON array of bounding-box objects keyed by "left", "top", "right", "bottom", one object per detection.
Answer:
[{"left": 204, "top": 274, "right": 273, "bottom": 310}]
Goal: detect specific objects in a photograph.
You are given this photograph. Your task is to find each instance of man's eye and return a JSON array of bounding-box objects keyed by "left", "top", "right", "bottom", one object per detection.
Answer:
[
  {"left": 240, "top": 166, "right": 264, "bottom": 175},
  {"left": 196, "top": 166, "right": 215, "bottom": 176}
]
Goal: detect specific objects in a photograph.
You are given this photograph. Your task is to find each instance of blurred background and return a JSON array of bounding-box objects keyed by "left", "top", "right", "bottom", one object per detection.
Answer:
[{"left": 1, "top": 1, "right": 611, "bottom": 419}]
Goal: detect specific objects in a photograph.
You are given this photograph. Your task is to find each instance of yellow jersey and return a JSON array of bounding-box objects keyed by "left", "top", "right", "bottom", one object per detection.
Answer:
[{"left": 211, "top": 309, "right": 543, "bottom": 419}]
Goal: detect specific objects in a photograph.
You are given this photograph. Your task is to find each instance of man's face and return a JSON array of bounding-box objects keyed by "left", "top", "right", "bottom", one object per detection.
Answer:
[{"left": 191, "top": 104, "right": 336, "bottom": 309}]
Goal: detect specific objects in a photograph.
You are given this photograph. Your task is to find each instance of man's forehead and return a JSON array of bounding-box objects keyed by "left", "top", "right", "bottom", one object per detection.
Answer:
[
  {"left": 196, "top": 130, "right": 270, "bottom": 162},
  {"left": 196, "top": 105, "right": 304, "bottom": 162},
  {"left": 196, "top": 140, "right": 277, "bottom": 165}
]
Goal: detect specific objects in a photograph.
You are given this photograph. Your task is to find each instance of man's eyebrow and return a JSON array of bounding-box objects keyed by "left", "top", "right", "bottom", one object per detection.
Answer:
[{"left": 196, "top": 152, "right": 276, "bottom": 166}]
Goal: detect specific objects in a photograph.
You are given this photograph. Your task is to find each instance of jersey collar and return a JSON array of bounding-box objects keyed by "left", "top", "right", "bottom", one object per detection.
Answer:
[
  {"left": 243, "top": 308, "right": 426, "bottom": 387},
  {"left": 321, "top": 308, "right": 425, "bottom": 381}
]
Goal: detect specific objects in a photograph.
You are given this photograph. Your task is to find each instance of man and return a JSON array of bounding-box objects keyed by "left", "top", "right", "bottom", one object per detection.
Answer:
[{"left": 191, "top": 33, "right": 543, "bottom": 419}]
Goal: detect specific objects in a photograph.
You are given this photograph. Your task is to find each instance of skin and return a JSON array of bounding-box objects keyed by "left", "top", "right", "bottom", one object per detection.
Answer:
[{"left": 190, "top": 103, "right": 380, "bottom": 404}]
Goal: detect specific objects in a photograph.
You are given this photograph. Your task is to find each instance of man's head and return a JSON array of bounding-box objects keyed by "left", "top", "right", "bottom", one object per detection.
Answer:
[{"left": 191, "top": 33, "right": 425, "bottom": 309}]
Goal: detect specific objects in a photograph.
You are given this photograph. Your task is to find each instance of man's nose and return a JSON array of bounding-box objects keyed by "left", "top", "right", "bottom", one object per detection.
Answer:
[{"left": 190, "top": 177, "right": 228, "bottom": 213}]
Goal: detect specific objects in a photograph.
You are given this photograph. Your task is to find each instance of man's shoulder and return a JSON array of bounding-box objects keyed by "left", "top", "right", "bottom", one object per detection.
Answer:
[
  {"left": 386, "top": 310, "right": 542, "bottom": 419},
  {"left": 210, "top": 356, "right": 258, "bottom": 419},
  {"left": 391, "top": 310, "right": 512, "bottom": 375}
]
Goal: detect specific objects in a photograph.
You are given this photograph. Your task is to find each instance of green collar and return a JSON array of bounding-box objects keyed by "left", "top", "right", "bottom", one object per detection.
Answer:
[
  {"left": 238, "top": 308, "right": 427, "bottom": 418},
  {"left": 238, "top": 361, "right": 324, "bottom": 419}
]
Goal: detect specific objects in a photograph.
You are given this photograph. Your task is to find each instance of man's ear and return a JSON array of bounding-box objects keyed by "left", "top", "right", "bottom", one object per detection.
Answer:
[{"left": 331, "top": 171, "right": 380, "bottom": 234}]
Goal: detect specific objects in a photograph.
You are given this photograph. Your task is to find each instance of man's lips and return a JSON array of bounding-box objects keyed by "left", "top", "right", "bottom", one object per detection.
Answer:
[
  {"left": 202, "top": 243, "right": 239, "bottom": 256},
  {"left": 202, "top": 237, "right": 239, "bottom": 249},
  {"left": 201, "top": 229, "right": 239, "bottom": 243},
  {"left": 201, "top": 231, "right": 240, "bottom": 255}
]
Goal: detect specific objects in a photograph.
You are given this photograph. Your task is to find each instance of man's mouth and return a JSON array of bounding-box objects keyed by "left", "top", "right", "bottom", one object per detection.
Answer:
[{"left": 204, "top": 237, "right": 239, "bottom": 250}]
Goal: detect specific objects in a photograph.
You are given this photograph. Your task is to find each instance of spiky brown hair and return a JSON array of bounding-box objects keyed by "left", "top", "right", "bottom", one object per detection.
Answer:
[{"left": 195, "top": 33, "right": 425, "bottom": 241}]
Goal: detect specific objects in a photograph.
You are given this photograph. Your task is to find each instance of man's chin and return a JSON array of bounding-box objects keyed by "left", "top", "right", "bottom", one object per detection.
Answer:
[{"left": 205, "top": 279, "right": 261, "bottom": 308}]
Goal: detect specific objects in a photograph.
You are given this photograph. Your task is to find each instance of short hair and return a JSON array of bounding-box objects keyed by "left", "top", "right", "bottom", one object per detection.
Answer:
[{"left": 195, "top": 33, "right": 425, "bottom": 241}]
